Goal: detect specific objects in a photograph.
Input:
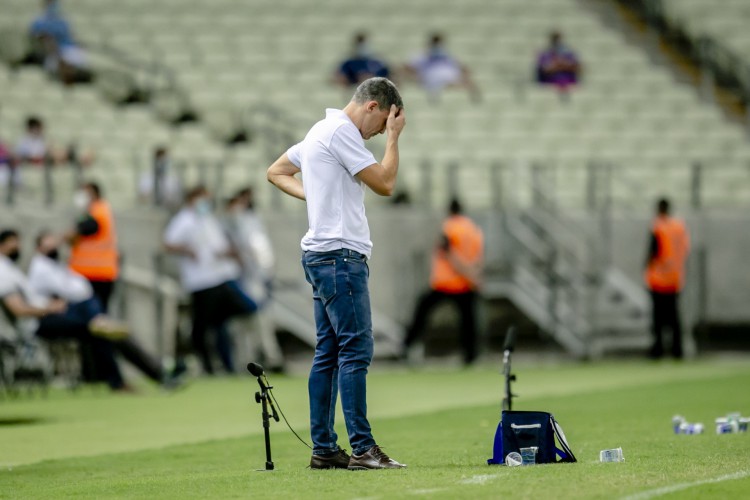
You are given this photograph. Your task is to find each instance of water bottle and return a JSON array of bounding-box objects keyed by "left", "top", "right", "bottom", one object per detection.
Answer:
[
  {"left": 672, "top": 415, "right": 686, "bottom": 433},
  {"left": 676, "top": 422, "right": 704, "bottom": 434},
  {"left": 715, "top": 418, "right": 737, "bottom": 434},
  {"left": 715, "top": 413, "right": 748, "bottom": 434}
]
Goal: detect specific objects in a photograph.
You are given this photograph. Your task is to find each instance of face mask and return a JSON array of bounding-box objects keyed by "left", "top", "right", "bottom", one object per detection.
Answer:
[
  {"left": 195, "top": 198, "right": 211, "bottom": 216},
  {"left": 73, "top": 191, "right": 90, "bottom": 211},
  {"left": 429, "top": 46, "right": 445, "bottom": 58},
  {"left": 356, "top": 42, "right": 373, "bottom": 58},
  {"left": 46, "top": 249, "right": 60, "bottom": 261},
  {"left": 8, "top": 249, "right": 20, "bottom": 262}
]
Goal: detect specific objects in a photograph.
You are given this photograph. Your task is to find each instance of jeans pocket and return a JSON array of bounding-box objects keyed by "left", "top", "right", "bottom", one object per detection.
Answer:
[
  {"left": 344, "top": 256, "right": 369, "bottom": 279},
  {"left": 305, "top": 259, "right": 337, "bottom": 301}
]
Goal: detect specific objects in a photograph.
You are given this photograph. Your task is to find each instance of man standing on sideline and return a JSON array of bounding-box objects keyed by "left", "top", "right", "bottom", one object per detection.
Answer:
[
  {"left": 402, "top": 198, "right": 484, "bottom": 365},
  {"left": 66, "top": 182, "right": 119, "bottom": 313},
  {"left": 224, "top": 187, "right": 285, "bottom": 373},
  {"left": 163, "top": 185, "right": 258, "bottom": 374},
  {"left": 267, "top": 77, "right": 406, "bottom": 470},
  {"left": 644, "top": 198, "right": 690, "bottom": 359}
]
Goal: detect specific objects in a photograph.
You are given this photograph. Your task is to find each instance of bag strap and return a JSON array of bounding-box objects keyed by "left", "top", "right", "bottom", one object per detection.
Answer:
[{"left": 550, "top": 416, "right": 577, "bottom": 463}]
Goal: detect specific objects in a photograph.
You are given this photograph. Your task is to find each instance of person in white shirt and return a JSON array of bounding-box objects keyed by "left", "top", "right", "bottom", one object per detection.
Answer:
[
  {"left": 0, "top": 229, "right": 124, "bottom": 390},
  {"left": 138, "top": 147, "right": 182, "bottom": 208},
  {"left": 402, "top": 33, "right": 480, "bottom": 103},
  {"left": 163, "top": 185, "right": 258, "bottom": 375},
  {"left": 266, "top": 77, "right": 407, "bottom": 470},
  {"left": 15, "top": 116, "right": 58, "bottom": 165},
  {"left": 28, "top": 230, "right": 177, "bottom": 389},
  {"left": 224, "top": 187, "right": 285, "bottom": 373}
]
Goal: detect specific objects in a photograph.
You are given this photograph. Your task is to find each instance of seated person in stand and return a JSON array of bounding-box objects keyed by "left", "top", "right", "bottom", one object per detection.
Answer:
[{"left": 335, "top": 33, "right": 391, "bottom": 87}]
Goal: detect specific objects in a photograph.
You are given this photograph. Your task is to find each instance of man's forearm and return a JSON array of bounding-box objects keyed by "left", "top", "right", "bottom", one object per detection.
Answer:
[
  {"left": 379, "top": 135, "right": 400, "bottom": 193},
  {"left": 269, "top": 174, "right": 306, "bottom": 201},
  {"left": 163, "top": 243, "right": 193, "bottom": 257}
]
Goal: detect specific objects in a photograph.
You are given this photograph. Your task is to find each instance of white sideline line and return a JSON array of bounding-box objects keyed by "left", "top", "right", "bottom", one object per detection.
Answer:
[
  {"left": 621, "top": 470, "right": 750, "bottom": 500},
  {"left": 409, "top": 488, "right": 446, "bottom": 495},
  {"left": 459, "top": 474, "right": 500, "bottom": 485}
]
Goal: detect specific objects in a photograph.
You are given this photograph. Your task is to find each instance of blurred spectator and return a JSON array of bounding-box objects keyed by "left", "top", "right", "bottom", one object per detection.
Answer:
[
  {"left": 644, "top": 198, "right": 690, "bottom": 360},
  {"left": 536, "top": 31, "right": 581, "bottom": 92},
  {"left": 29, "top": 0, "right": 90, "bottom": 84},
  {"left": 0, "top": 228, "right": 124, "bottom": 390},
  {"left": 15, "top": 117, "right": 94, "bottom": 169},
  {"left": 224, "top": 187, "right": 285, "bottom": 373},
  {"left": 28, "top": 230, "right": 181, "bottom": 389},
  {"left": 402, "top": 199, "right": 484, "bottom": 365},
  {"left": 403, "top": 33, "right": 480, "bottom": 103},
  {"left": 16, "top": 116, "right": 53, "bottom": 165},
  {"left": 334, "top": 33, "right": 391, "bottom": 87},
  {"left": 0, "top": 135, "right": 17, "bottom": 188},
  {"left": 65, "top": 182, "right": 120, "bottom": 312},
  {"left": 138, "top": 146, "right": 182, "bottom": 208},
  {"left": 163, "top": 185, "right": 258, "bottom": 374},
  {"left": 0, "top": 136, "right": 14, "bottom": 167}
]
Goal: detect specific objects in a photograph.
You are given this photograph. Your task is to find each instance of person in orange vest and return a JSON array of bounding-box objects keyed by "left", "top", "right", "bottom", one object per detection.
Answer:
[
  {"left": 66, "top": 182, "right": 119, "bottom": 313},
  {"left": 644, "top": 198, "right": 690, "bottom": 359},
  {"left": 402, "top": 198, "right": 484, "bottom": 365}
]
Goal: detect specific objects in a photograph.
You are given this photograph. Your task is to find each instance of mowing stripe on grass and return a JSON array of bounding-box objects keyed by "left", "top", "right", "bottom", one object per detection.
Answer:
[{"left": 621, "top": 470, "right": 750, "bottom": 500}]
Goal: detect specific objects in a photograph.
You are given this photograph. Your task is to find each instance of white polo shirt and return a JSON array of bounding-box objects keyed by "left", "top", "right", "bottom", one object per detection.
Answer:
[
  {"left": 28, "top": 253, "right": 93, "bottom": 304},
  {"left": 0, "top": 254, "right": 48, "bottom": 336},
  {"left": 287, "top": 108, "right": 377, "bottom": 258},
  {"left": 163, "top": 208, "right": 241, "bottom": 292}
]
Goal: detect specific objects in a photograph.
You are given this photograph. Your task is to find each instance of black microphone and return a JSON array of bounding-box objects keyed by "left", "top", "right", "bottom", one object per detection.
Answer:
[
  {"left": 503, "top": 327, "right": 517, "bottom": 353},
  {"left": 247, "top": 362, "right": 264, "bottom": 377}
]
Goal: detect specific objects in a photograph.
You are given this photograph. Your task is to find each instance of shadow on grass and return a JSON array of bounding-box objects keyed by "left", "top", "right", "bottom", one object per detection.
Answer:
[{"left": 0, "top": 416, "right": 50, "bottom": 427}]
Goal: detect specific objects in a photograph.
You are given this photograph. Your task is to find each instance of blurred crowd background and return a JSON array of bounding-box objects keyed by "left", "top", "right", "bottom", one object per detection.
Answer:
[{"left": 1, "top": 0, "right": 749, "bottom": 392}]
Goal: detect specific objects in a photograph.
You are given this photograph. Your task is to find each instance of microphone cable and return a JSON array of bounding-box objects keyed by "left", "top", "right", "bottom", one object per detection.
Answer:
[{"left": 264, "top": 375, "right": 313, "bottom": 450}]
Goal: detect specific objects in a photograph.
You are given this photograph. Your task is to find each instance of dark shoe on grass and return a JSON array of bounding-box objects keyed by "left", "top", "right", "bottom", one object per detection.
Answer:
[
  {"left": 310, "top": 447, "right": 351, "bottom": 469},
  {"left": 348, "top": 445, "right": 406, "bottom": 470}
]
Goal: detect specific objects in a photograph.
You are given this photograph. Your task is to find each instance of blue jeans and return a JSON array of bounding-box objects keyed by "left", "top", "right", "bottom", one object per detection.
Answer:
[
  {"left": 302, "top": 248, "right": 375, "bottom": 456},
  {"left": 66, "top": 297, "right": 104, "bottom": 324}
]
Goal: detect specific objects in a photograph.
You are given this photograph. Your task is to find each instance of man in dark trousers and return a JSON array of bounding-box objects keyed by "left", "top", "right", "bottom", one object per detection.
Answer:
[
  {"left": 644, "top": 198, "right": 690, "bottom": 359},
  {"left": 267, "top": 77, "right": 406, "bottom": 470},
  {"left": 403, "top": 198, "right": 484, "bottom": 365}
]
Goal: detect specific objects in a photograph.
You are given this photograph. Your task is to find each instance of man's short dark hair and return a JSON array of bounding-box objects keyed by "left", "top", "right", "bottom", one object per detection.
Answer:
[
  {"left": 449, "top": 198, "right": 463, "bottom": 215},
  {"left": 35, "top": 229, "right": 51, "bottom": 248},
  {"left": 83, "top": 181, "right": 101, "bottom": 199},
  {"left": 352, "top": 77, "right": 403, "bottom": 110},
  {"left": 657, "top": 198, "right": 670, "bottom": 215},
  {"left": 27, "top": 116, "right": 42, "bottom": 130},
  {"left": 185, "top": 184, "right": 208, "bottom": 203},
  {"left": 0, "top": 229, "right": 19, "bottom": 244}
]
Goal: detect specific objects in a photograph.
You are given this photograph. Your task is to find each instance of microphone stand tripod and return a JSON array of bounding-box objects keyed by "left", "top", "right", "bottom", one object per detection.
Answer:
[
  {"left": 501, "top": 326, "right": 518, "bottom": 412},
  {"left": 253, "top": 373, "right": 279, "bottom": 471}
]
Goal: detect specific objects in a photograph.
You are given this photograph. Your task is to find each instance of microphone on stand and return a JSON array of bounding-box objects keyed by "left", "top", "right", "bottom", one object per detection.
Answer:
[
  {"left": 247, "top": 362, "right": 279, "bottom": 422},
  {"left": 247, "top": 362, "right": 264, "bottom": 377},
  {"left": 248, "top": 361, "right": 279, "bottom": 471},
  {"left": 502, "top": 326, "right": 518, "bottom": 412},
  {"left": 503, "top": 327, "right": 517, "bottom": 353}
]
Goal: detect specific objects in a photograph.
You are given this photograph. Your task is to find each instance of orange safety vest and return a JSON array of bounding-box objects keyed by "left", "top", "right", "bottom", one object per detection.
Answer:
[
  {"left": 430, "top": 215, "right": 484, "bottom": 294},
  {"left": 644, "top": 216, "right": 689, "bottom": 293},
  {"left": 69, "top": 199, "right": 119, "bottom": 281}
]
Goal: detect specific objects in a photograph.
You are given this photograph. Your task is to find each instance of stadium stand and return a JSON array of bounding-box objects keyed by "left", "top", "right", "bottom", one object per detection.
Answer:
[
  {"left": 2, "top": 0, "right": 750, "bottom": 210},
  {"left": 660, "top": 0, "right": 750, "bottom": 63}
]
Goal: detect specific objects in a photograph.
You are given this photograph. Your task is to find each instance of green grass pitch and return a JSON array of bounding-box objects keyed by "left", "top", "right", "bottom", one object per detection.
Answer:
[{"left": 1, "top": 358, "right": 749, "bottom": 499}]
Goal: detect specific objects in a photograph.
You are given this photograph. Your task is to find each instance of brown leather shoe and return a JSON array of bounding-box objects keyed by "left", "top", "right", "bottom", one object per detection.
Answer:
[
  {"left": 310, "top": 447, "right": 351, "bottom": 469},
  {"left": 348, "top": 445, "right": 407, "bottom": 470}
]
